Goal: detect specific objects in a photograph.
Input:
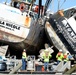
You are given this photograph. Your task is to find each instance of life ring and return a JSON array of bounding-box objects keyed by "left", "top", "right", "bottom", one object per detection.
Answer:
[
  {"left": 33, "top": 5, "right": 44, "bottom": 13},
  {"left": 19, "top": 3, "right": 25, "bottom": 11},
  {"left": 34, "top": 5, "right": 39, "bottom": 13}
]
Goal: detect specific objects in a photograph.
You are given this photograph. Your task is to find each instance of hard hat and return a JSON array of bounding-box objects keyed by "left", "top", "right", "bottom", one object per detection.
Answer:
[
  {"left": 66, "top": 51, "right": 69, "bottom": 53},
  {"left": 23, "top": 49, "right": 26, "bottom": 52},
  {"left": 66, "top": 52, "right": 69, "bottom": 54},
  {"left": 59, "top": 49, "right": 62, "bottom": 52}
]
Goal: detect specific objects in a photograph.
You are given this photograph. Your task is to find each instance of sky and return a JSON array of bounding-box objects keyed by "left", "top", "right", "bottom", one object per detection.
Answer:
[{"left": 0, "top": 0, "right": 76, "bottom": 12}]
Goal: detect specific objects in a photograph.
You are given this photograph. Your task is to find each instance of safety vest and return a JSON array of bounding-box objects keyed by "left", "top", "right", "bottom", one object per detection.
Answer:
[
  {"left": 63, "top": 55, "right": 68, "bottom": 62},
  {"left": 56, "top": 52, "right": 64, "bottom": 61},
  {"left": 22, "top": 52, "right": 26, "bottom": 59},
  {"left": 43, "top": 53, "right": 52, "bottom": 62}
]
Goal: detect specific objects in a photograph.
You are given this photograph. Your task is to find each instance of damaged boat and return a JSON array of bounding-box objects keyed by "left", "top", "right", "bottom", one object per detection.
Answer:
[{"left": 45, "top": 7, "right": 76, "bottom": 59}]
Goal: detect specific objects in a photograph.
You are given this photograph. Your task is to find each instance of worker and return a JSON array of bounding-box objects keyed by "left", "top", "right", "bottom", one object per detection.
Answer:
[
  {"left": 63, "top": 53, "right": 68, "bottom": 64},
  {"left": 56, "top": 49, "right": 64, "bottom": 64},
  {"left": 67, "top": 53, "right": 74, "bottom": 60},
  {"left": 42, "top": 49, "right": 52, "bottom": 71},
  {"left": 21, "top": 49, "right": 27, "bottom": 70},
  {"left": 67, "top": 52, "right": 74, "bottom": 65}
]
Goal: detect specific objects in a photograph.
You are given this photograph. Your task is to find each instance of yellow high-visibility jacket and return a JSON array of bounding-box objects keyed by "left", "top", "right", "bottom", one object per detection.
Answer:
[
  {"left": 22, "top": 52, "right": 26, "bottom": 59},
  {"left": 56, "top": 52, "right": 64, "bottom": 61},
  {"left": 43, "top": 53, "right": 52, "bottom": 62}
]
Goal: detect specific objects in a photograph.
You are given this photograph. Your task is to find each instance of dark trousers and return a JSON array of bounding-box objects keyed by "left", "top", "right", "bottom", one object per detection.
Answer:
[
  {"left": 22, "top": 58, "right": 26, "bottom": 70},
  {"left": 57, "top": 60, "right": 61, "bottom": 64}
]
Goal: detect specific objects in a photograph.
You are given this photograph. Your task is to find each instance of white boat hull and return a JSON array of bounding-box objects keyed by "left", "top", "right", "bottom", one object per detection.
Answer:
[
  {"left": 0, "top": 3, "right": 45, "bottom": 57},
  {"left": 0, "top": 3, "right": 31, "bottom": 42}
]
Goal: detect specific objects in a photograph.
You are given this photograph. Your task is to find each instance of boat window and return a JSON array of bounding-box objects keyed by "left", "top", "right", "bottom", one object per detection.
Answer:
[
  {"left": 64, "top": 8, "right": 76, "bottom": 19},
  {"left": 22, "top": 0, "right": 32, "bottom": 3},
  {"left": 13, "top": 2, "right": 19, "bottom": 8}
]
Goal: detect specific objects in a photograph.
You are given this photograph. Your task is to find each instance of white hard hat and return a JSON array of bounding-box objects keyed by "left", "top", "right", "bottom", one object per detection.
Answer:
[
  {"left": 23, "top": 49, "right": 26, "bottom": 51},
  {"left": 66, "top": 51, "right": 69, "bottom": 54},
  {"left": 59, "top": 49, "right": 62, "bottom": 52}
]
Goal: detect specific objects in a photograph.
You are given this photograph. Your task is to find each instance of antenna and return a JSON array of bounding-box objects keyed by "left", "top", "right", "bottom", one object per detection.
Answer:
[
  {"left": 5, "top": 0, "right": 8, "bottom": 4},
  {"left": 44, "top": 0, "right": 53, "bottom": 15},
  {"left": 51, "top": 0, "right": 54, "bottom": 12},
  {"left": 57, "top": 0, "right": 60, "bottom": 10}
]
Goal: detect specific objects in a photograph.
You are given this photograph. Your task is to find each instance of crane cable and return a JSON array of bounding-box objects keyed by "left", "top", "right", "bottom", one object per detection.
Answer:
[
  {"left": 44, "top": 0, "right": 53, "bottom": 15},
  {"left": 58, "top": 0, "right": 67, "bottom": 10}
]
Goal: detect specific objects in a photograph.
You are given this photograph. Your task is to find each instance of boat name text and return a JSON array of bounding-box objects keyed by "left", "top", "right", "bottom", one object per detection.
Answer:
[
  {"left": 63, "top": 22, "right": 76, "bottom": 40},
  {"left": 0, "top": 20, "right": 20, "bottom": 31}
]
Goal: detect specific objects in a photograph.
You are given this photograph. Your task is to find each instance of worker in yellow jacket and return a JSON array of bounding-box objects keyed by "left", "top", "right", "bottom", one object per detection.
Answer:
[
  {"left": 56, "top": 49, "right": 64, "bottom": 64},
  {"left": 22, "top": 49, "right": 27, "bottom": 70},
  {"left": 42, "top": 49, "right": 52, "bottom": 71},
  {"left": 63, "top": 53, "right": 68, "bottom": 64}
]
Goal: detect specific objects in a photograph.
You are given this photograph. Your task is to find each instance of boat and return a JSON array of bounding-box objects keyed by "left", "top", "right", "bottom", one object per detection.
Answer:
[
  {"left": 0, "top": 0, "right": 46, "bottom": 58},
  {"left": 0, "top": 0, "right": 75, "bottom": 60},
  {"left": 0, "top": 0, "right": 76, "bottom": 74},
  {"left": 45, "top": 7, "right": 76, "bottom": 59}
]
